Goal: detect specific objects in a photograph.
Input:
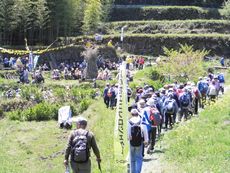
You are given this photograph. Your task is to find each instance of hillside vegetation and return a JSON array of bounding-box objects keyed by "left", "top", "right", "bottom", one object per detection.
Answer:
[
  {"left": 110, "top": 6, "right": 222, "bottom": 21},
  {"left": 104, "top": 20, "right": 230, "bottom": 35}
]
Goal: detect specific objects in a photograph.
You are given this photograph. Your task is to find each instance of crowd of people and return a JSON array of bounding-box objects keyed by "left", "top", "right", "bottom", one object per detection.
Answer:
[
  {"left": 126, "top": 71, "right": 225, "bottom": 173},
  {"left": 0, "top": 52, "right": 227, "bottom": 173}
]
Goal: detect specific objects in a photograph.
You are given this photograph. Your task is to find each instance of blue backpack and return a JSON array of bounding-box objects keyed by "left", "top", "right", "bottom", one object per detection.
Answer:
[
  {"left": 198, "top": 82, "right": 208, "bottom": 94},
  {"left": 165, "top": 100, "right": 175, "bottom": 114},
  {"left": 180, "top": 93, "right": 190, "bottom": 107},
  {"left": 218, "top": 75, "right": 225, "bottom": 83}
]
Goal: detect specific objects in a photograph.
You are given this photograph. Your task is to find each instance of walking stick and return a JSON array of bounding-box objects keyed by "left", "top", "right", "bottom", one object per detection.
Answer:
[{"left": 97, "top": 160, "right": 102, "bottom": 173}]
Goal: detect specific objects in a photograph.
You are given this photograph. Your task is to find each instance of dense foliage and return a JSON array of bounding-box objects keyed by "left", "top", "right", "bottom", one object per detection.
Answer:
[
  {"left": 105, "top": 20, "right": 230, "bottom": 35},
  {"left": 114, "top": 0, "right": 224, "bottom": 7},
  {"left": 110, "top": 6, "right": 222, "bottom": 21},
  {"left": 0, "top": 0, "right": 113, "bottom": 45},
  {"left": 159, "top": 44, "right": 208, "bottom": 82},
  {"left": 222, "top": 0, "right": 230, "bottom": 19}
]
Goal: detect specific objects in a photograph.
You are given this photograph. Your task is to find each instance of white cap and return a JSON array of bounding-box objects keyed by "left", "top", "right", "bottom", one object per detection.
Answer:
[
  {"left": 138, "top": 99, "right": 146, "bottom": 105},
  {"left": 146, "top": 98, "right": 155, "bottom": 107},
  {"left": 131, "top": 109, "right": 139, "bottom": 115}
]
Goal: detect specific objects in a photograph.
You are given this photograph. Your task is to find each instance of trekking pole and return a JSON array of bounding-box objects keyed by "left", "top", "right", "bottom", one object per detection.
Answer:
[{"left": 97, "top": 160, "right": 102, "bottom": 173}]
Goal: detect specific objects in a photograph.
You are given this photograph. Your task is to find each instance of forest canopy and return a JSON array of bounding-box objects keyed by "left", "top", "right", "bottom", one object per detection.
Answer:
[{"left": 0, "top": 0, "right": 113, "bottom": 46}]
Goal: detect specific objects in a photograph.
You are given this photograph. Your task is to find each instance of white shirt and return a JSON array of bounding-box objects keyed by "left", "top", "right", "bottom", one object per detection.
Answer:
[{"left": 128, "top": 116, "right": 149, "bottom": 143}]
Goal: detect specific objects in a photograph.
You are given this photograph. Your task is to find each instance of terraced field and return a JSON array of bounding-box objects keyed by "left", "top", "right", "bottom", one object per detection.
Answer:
[{"left": 100, "top": 4, "right": 230, "bottom": 56}]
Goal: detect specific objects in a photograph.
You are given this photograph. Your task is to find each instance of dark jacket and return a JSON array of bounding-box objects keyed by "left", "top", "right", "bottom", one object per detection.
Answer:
[{"left": 64, "top": 128, "right": 100, "bottom": 161}]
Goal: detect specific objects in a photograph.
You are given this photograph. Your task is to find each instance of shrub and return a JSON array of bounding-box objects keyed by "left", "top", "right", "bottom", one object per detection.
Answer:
[
  {"left": 158, "top": 44, "right": 208, "bottom": 82},
  {"left": 20, "top": 85, "right": 43, "bottom": 103},
  {"left": 79, "top": 99, "right": 92, "bottom": 113},
  {"left": 222, "top": 0, "right": 230, "bottom": 19},
  {"left": 53, "top": 87, "right": 66, "bottom": 101},
  {"left": 7, "top": 102, "right": 59, "bottom": 121}
]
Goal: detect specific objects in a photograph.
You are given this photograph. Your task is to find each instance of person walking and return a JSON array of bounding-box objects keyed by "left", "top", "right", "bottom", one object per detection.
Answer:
[
  {"left": 64, "top": 117, "right": 101, "bottom": 173},
  {"left": 128, "top": 109, "right": 148, "bottom": 173},
  {"left": 207, "top": 80, "right": 218, "bottom": 103},
  {"left": 103, "top": 83, "right": 110, "bottom": 108}
]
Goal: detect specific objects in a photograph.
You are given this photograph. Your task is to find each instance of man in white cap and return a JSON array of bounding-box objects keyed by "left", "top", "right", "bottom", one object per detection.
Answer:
[
  {"left": 64, "top": 116, "right": 101, "bottom": 173},
  {"left": 128, "top": 109, "right": 148, "bottom": 173}
]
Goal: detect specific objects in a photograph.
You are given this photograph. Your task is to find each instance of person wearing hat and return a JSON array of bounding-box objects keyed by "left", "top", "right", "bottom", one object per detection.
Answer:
[
  {"left": 64, "top": 117, "right": 101, "bottom": 173},
  {"left": 128, "top": 109, "right": 148, "bottom": 173},
  {"left": 142, "top": 98, "right": 161, "bottom": 153}
]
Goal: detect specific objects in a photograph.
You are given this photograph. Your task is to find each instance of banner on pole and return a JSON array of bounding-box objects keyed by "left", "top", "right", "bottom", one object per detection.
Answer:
[{"left": 114, "top": 62, "right": 129, "bottom": 166}]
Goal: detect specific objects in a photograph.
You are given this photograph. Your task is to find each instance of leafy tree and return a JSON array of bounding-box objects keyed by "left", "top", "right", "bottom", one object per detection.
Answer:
[
  {"left": 0, "top": 0, "right": 17, "bottom": 45},
  {"left": 222, "top": 0, "right": 230, "bottom": 19},
  {"left": 101, "top": 0, "right": 114, "bottom": 22},
  {"left": 158, "top": 44, "right": 209, "bottom": 82},
  {"left": 0, "top": 0, "right": 113, "bottom": 45},
  {"left": 83, "top": 0, "right": 102, "bottom": 34}
]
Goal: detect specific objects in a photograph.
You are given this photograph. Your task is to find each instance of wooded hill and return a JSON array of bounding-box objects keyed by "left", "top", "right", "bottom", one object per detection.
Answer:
[{"left": 1, "top": 0, "right": 230, "bottom": 56}]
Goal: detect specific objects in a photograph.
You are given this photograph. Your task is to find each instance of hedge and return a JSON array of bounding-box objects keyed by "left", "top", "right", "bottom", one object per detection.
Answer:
[
  {"left": 114, "top": 0, "right": 225, "bottom": 7},
  {"left": 104, "top": 20, "right": 230, "bottom": 34},
  {"left": 110, "top": 6, "right": 222, "bottom": 21}
]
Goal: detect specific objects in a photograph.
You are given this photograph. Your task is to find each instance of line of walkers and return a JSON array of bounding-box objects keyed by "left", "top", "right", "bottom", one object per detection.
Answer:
[{"left": 127, "top": 72, "right": 225, "bottom": 173}]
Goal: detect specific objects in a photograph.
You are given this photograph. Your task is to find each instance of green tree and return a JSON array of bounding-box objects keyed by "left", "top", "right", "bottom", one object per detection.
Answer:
[
  {"left": 158, "top": 44, "right": 209, "bottom": 82},
  {"left": 0, "top": 0, "right": 16, "bottom": 45},
  {"left": 101, "top": 0, "right": 114, "bottom": 22},
  {"left": 222, "top": 0, "right": 230, "bottom": 19},
  {"left": 83, "top": 0, "right": 102, "bottom": 34}
]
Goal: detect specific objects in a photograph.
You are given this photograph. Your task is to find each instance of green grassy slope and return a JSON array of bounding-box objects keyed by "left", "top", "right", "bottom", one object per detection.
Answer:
[
  {"left": 161, "top": 90, "right": 230, "bottom": 172},
  {"left": 0, "top": 98, "right": 123, "bottom": 173}
]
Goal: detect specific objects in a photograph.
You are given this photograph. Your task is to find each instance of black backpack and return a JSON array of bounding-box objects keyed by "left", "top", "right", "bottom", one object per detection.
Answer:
[
  {"left": 129, "top": 120, "right": 142, "bottom": 147},
  {"left": 71, "top": 130, "right": 89, "bottom": 163},
  {"left": 180, "top": 93, "right": 190, "bottom": 108}
]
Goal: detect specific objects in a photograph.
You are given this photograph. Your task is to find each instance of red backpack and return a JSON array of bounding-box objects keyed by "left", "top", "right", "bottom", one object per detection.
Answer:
[{"left": 149, "top": 108, "right": 162, "bottom": 126}]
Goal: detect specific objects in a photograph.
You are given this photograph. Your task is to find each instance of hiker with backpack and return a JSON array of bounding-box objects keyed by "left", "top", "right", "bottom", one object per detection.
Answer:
[
  {"left": 108, "top": 84, "right": 116, "bottom": 109},
  {"left": 128, "top": 109, "right": 148, "bottom": 173},
  {"left": 217, "top": 72, "right": 225, "bottom": 94},
  {"left": 178, "top": 88, "right": 191, "bottom": 121},
  {"left": 142, "top": 98, "right": 162, "bottom": 153},
  {"left": 192, "top": 84, "right": 201, "bottom": 115},
  {"left": 163, "top": 93, "right": 178, "bottom": 130},
  {"left": 197, "top": 77, "right": 209, "bottom": 108},
  {"left": 103, "top": 83, "right": 110, "bottom": 108},
  {"left": 207, "top": 79, "right": 218, "bottom": 103},
  {"left": 64, "top": 117, "right": 101, "bottom": 173}
]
